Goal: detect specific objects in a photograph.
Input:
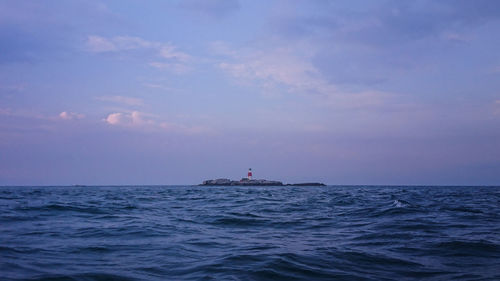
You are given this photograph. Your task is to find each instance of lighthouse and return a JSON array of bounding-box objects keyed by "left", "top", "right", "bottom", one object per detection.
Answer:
[{"left": 247, "top": 168, "right": 252, "bottom": 180}]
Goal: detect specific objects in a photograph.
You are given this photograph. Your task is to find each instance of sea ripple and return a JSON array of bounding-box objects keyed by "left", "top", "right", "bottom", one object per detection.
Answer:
[{"left": 1, "top": 185, "right": 499, "bottom": 280}]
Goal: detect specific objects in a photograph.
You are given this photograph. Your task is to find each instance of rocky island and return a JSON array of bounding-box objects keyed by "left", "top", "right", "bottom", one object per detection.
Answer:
[
  {"left": 200, "top": 169, "right": 326, "bottom": 186},
  {"left": 200, "top": 178, "right": 325, "bottom": 186}
]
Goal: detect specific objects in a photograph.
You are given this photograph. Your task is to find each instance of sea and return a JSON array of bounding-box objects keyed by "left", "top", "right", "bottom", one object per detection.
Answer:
[{"left": 1, "top": 185, "right": 499, "bottom": 281}]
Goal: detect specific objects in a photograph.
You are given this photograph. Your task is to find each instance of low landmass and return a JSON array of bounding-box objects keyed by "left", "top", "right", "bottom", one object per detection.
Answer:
[{"left": 200, "top": 178, "right": 325, "bottom": 186}]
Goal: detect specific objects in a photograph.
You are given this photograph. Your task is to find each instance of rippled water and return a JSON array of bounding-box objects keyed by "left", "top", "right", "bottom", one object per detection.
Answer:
[{"left": 1, "top": 185, "right": 499, "bottom": 280}]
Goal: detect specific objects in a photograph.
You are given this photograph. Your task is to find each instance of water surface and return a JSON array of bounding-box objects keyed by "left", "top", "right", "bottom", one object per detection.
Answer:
[{"left": 1, "top": 185, "right": 499, "bottom": 280}]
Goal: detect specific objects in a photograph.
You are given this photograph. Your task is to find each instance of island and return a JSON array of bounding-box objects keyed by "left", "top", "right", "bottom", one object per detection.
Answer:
[
  {"left": 200, "top": 169, "right": 326, "bottom": 186},
  {"left": 200, "top": 178, "right": 325, "bottom": 186}
]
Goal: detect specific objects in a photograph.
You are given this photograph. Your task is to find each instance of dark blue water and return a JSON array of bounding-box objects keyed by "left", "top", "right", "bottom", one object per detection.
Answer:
[{"left": 1, "top": 186, "right": 499, "bottom": 280}]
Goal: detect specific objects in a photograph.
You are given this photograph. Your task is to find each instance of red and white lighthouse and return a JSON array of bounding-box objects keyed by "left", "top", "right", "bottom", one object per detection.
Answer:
[{"left": 247, "top": 168, "right": 252, "bottom": 180}]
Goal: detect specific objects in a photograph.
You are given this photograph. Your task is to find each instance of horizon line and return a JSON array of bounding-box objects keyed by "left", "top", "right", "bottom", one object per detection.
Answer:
[{"left": 1, "top": 184, "right": 499, "bottom": 187}]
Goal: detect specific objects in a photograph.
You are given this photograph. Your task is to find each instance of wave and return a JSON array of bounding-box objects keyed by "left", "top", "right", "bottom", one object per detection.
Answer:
[
  {"left": 431, "top": 240, "right": 500, "bottom": 257},
  {"left": 24, "top": 273, "right": 138, "bottom": 281},
  {"left": 393, "top": 199, "right": 411, "bottom": 208},
  {"left": 2, "top": 185, "right": 499, "bottom": 280},
  {"left": 16, "top": 204, "right": 108, "bottom": 215},
  {"left": 210, "top": 216, "right": 268, "bottom": 227}
]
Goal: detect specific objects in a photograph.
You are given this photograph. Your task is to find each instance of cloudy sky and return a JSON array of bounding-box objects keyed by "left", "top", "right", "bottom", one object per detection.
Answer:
[{"left": 1, "top": 0, "right": 499, "bottom": 185}]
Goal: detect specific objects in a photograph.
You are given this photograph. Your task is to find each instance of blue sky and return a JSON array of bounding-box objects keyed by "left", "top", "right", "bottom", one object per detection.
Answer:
[{"left": 1, "top": 0, "right": 499, "bottom": 185}]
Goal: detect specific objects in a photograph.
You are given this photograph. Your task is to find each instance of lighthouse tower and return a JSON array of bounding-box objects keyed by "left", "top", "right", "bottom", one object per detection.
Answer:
[{"left": 247, "top": 168, "right": 253, "bottom": 180}]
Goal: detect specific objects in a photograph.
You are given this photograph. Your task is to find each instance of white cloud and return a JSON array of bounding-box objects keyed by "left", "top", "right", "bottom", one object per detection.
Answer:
[
  {"left": 96, "top": 95, "right": 144, "bottom": 106},
  {"left": 216, "top": 44, "right": 393, "bottom": 108},
  {"left": 112, "top": 36, "right": 154, "bottom": 50},
  {"left": 159, "top": 45, "right": 190, "bottom": 62},
  {"left": 86, "top": 36, "right": 155, "bottom": 53},
  {"left": 104, "top": 111, "right": 152, "bottom": 126},
  {"left": 218, "top": 48, "right": 327, "bottom": 93},
  {"left": 85, "top": 35, "right": 192, "bottom": 73},
  {"left": 104, "top": 111, "right": 210, "bottom": 134},
  {"left": 105, "top": 112, "right": 127, "bottom": 125},
  {"left": 149, "top": 62, "right": 191, "bottom": 74},
  {"left": 59, "top": 111, "right": 85, "bottom": 120},
  {"left": 86, "top": 36, "right": 116, "bottom": 52},
  {"left": 1, "top": 109, "right": 86, "bottom": 122}
]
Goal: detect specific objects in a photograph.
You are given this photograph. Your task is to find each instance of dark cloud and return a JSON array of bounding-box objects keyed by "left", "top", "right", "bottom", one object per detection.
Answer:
[
  {"left": 265, "top": 0, "right": 500, "bottom": 87},
  {"left": 0, "top": 26, "right": 45, "bottom": 64},
  {"left": 448, "top": 0, "right": 500, "bottom": 23},
  {"left": 0, "top": 23, "right": 79, "bottom": 65},
  {"left": 179, "top": 0, "right": 240, "bottom": 19},
  {"left": 271, "top": 0, "right": 500, "bottom": 44},
  {"left": 364, "top": 0, "right": 500, "bottom": 43},
  {"left": 0, "top": 1, "right": 122, "bottom": 64}
]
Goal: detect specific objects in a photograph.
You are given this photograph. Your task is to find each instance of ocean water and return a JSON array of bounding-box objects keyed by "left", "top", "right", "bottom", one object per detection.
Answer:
[{"left": 1, "top": 185, "right": 499, "bottom": 281}]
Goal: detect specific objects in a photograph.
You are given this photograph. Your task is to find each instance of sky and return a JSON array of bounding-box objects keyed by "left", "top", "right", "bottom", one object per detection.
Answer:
[{"left": 1, "top": 0, "right": 499, "bottom": 185}]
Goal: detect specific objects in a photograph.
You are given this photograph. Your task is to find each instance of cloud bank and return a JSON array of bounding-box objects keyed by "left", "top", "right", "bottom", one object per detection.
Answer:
[
  {"left": 86, "top": 35, "right": 191, "bottom": 73},
  {"left": 59, "top": 111, "right": 85, "bottom": 120}
]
